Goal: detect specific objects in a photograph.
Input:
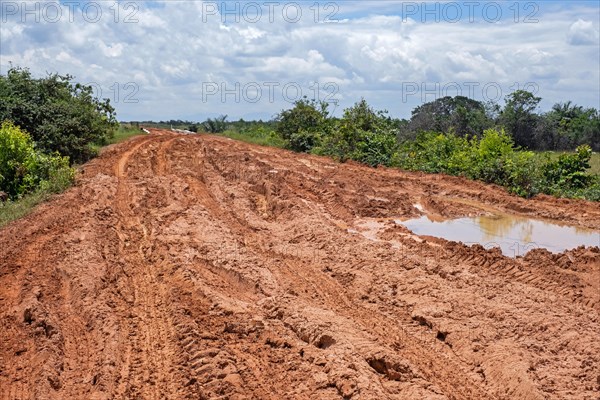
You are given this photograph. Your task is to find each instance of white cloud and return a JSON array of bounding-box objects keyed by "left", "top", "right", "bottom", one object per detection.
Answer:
[
  {"left": 567, "top": 19, "right": 600, "bottom": 45},
  {"left": 98, "top": 42, "right": 124, "bottom": 58},
  {"left": 0, "top": 1, "right": 598, "bottom": 120}
]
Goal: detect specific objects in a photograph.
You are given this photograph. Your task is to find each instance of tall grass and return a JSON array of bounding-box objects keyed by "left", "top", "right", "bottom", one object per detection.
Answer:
[
  {"left": 0, "top": 165, "right": 74, "bottom": 227},
  {"left": 109, "top": 124, "right": 143, "bottom": 144},
  {"left": 219, "top": 128, "right": 287, "bottom": 148}
]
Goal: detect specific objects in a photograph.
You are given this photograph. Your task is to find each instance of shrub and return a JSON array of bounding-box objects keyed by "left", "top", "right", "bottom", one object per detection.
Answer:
[
  {"left": 276, "top": 98, "right": 330, "bottom": 152},
  {"left": 0, "top": 121, "right": 73, "bottom": 199},
  {"left": 351, "top": 129, "right": 398, "bottom": 167},
  {"left": 541, "top": 144, "right": 594, "bottom": 192},
  {"left": 317, "top": 99, "right": 398, "bottom": 165},
  {"left": 467, "top": 128, "right": 516, "bottom": 182},
  {"left": 394, "top": 129, "right": 543, "bottom": 197},
  {"left": 394, "top": 130, "right": 469, "bottom": 173}
]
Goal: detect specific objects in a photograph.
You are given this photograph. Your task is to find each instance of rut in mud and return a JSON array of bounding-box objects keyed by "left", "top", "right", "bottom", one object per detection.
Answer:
[{"left": 0, "top": 129, "right": 599, "bottom": 399}]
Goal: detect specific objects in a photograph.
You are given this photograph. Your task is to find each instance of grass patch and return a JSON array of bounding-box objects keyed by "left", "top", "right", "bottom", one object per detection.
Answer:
[
  {"left": 0, "top": 165, "right": 74, "bottom": 228},
  {"left": 89, "top": 124, "right": 144, "bottom": 154},
  {"left": 219, "top": 128, "right": 287, "bottom": 148},
  {"left": 109, "top": 124, "right": 144, "bottom": 144},
  {"left": 0, "top": 189, "right": 51, "bottom": 227}
]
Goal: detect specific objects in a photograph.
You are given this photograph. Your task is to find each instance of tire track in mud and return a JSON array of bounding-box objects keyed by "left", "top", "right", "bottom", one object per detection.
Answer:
[
  {"left": 268, "top": 254, "right": 495, "bottom": 399},
  {"left": 433, "top": 241, "right": 600, "bottom": 311},
  {"left": 112, "top": 134, "right": 179, "bottom": 399},
  {"left": 112, "top": 135, "right": 262, "bottom": 398},
  {"left": 0, "top": 227, "right": 68, "bottom": 400}
]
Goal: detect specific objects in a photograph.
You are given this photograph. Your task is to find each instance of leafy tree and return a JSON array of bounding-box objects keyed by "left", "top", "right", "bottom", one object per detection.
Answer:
[
  {"left": 536, "top": 102, "right": 600, "bottom": 151},
  {"left": 0, "top": 66, "right": 118, "bottom": 163},
  {"left": 403, "top": 96, "right": 493, "bottom": 140},
  {"left": 499, "top": 90, "right": 541, "bottom": 149},
  {"left": 275, "top": 98, "right": 330, "bottom": 152}
]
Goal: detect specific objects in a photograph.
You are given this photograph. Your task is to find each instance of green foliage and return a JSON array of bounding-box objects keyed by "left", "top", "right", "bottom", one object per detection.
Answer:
[
  {"left": 501, "top": 150, "right": 538, "bottom": 197},
  {"left": 0, "top": 162, "right": 74, "bottom": 228},
  {"left": 0, "top": 121, "right": 74, "bottom": 199},
  {"left": 398, "top": 91, "right": 598, "bottom": 152},
  {"left": 393, "top": 131, "right": 469, "bottom": 173},
  {"left": 0, "top": 66, "right": 118, "bottom": 164},
  {"left": 202, "top": 115, "right": 228, "bottom": 133},
  {"left": 467, "top": 128, "right": 517, "bottom": 182},
  {"left": 537, "top": 151, "right": 600, "bottom": 175},
  {"left": 351, "top": 129, "right": 398, "bottom": 167},
  {"left": 276, "top": 98, "right": 330, "bottom": 152},
  {"left": 0, "top": 121, "right": 35, "bottom": 197},
  {"left": 573, "top": 181, "right": 600, "bottom": 202},
  {"left": 394, "top": 129, "right": 598, "bottom": 199}
]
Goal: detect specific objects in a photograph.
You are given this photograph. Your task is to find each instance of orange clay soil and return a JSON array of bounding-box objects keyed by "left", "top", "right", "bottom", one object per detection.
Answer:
[{"left": 1, "top": 129, "right": 599, "bottom": 399}]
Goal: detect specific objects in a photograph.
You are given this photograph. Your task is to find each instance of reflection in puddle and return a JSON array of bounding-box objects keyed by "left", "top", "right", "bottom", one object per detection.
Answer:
[{"left": 400, "top": 214, "right": 600, "bottom": 257}]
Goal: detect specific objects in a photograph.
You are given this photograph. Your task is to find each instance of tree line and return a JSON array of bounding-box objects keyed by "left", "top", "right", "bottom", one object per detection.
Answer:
[
  {"left": 149, "top": 90, "right": 599, "bottom": 153},
  {"left": 271, "top": 91, "right": 598, "bottom": 153}
]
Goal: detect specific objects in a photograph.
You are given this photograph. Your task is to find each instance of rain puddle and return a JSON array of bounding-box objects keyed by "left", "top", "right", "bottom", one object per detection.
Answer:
[{"left": 400, "top": 213, "right": 600, "bottom": 257}]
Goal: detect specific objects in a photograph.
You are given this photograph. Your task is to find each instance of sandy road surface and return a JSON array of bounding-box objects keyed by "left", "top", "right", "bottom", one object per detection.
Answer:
[{"left": 1, "top": 129, "right": 599, "bottom": 399}]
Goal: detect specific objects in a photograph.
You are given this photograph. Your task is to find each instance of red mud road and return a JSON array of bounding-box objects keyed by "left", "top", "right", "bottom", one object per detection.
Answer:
[{"left": 1, "top": 129, "right": 599, "bottom": 399}]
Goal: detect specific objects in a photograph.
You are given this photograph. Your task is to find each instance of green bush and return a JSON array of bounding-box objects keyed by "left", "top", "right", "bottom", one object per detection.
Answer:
[
  {"left": 351, "top": 129, "right": 398, "bottom": 167},
  {"left": 393, "top": 129, "right": 598, "bottom": 199},
  {"left": 503, "top": 150, "right": 538, "bottom": 197},
  {"left": 573, "top": 180, "right": 600, "bottom": 201},
  {"left": 316, "top": 99, "right": 398, "bottom": 166},
  {"left": 541, "top": 145, "right": 594, "bottom": 193},
  {"left": 394, "top": 130, "right": 469, "bottom": 173},
  {"left": 0, "top": 121, "right": 73, "bottom": 199},
  {"left": 276, "top": 98, "right": 330, "bottom": 152}
]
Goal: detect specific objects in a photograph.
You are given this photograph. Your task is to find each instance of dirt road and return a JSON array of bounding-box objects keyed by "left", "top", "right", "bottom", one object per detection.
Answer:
[{"left": 1, "top": 129, "right": 599, "bottom": 399}]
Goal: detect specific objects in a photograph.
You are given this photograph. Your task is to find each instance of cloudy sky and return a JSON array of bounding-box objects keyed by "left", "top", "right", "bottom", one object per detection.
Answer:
[{"left": 1, "top": 1, "right": 599, "bottom": 121}]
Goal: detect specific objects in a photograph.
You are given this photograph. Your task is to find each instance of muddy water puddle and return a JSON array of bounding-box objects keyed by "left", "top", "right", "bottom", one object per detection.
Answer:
[
  {"left": 400, "top": 213, "right": 600, "bottom": 257},
  {"left": 348, "top": 206, "right": 600, "bottom": 257}
]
